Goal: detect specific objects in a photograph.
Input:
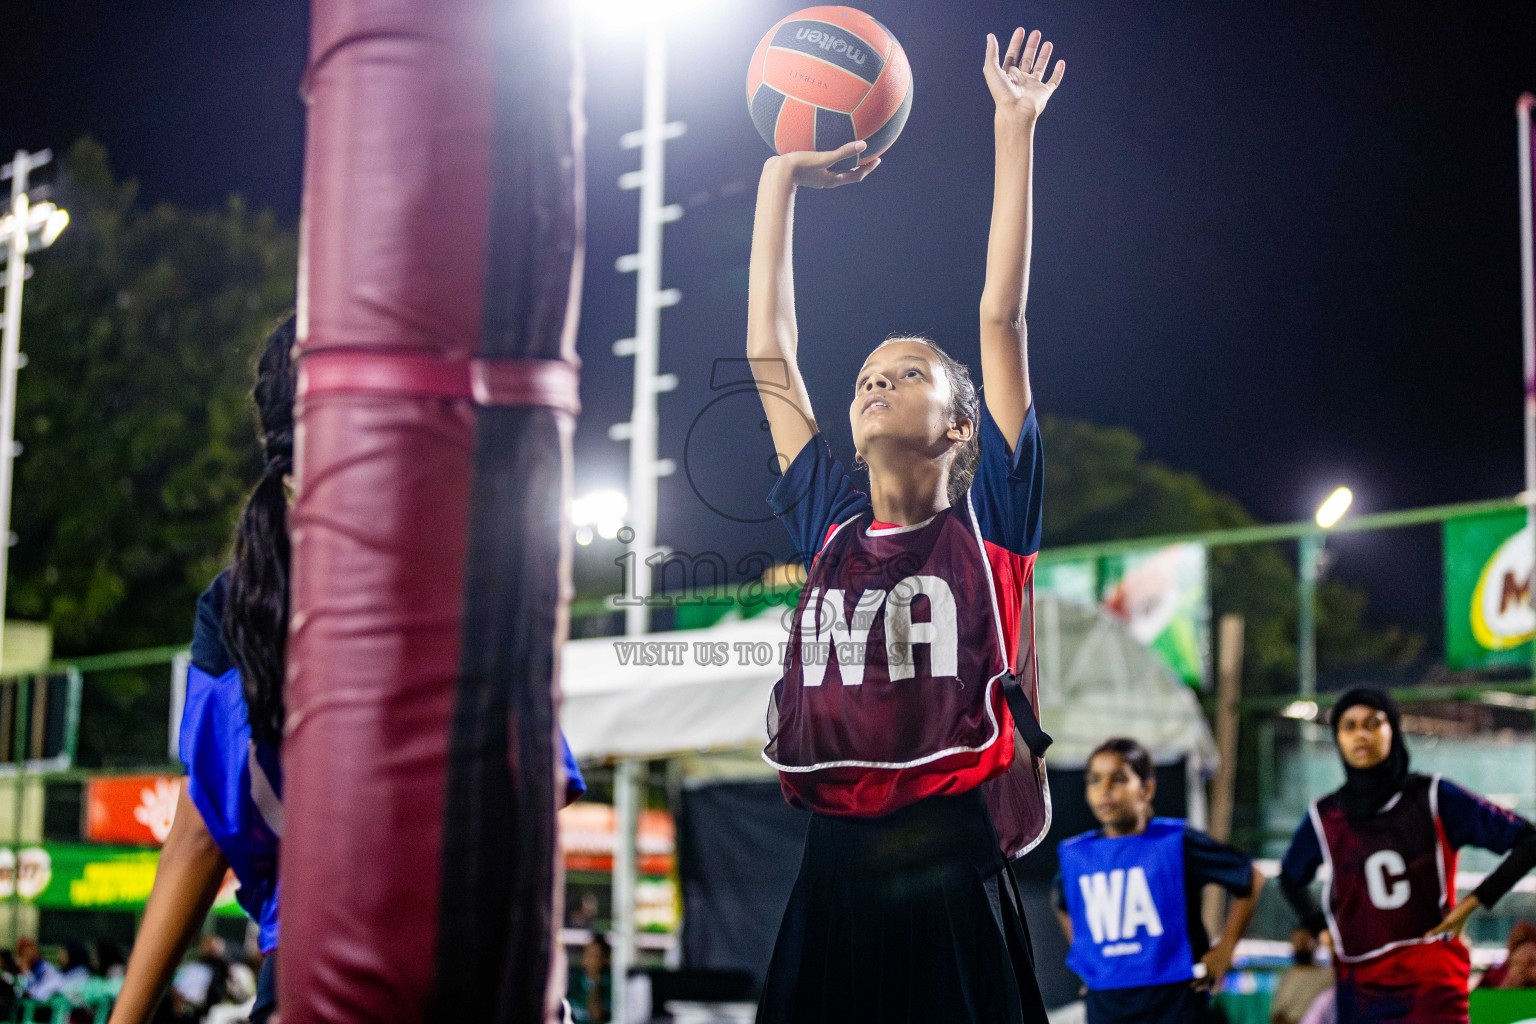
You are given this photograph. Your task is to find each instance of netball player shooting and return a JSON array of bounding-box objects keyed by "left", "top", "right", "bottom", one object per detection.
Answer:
[
  {"left": 1054, "top": 738, "right": 1265, "bottom": 1024},
  {"left": 1280, "top": 688, "right": 1536, "bottom": 1024},
  {"left": 745, "top": 26, "right": 1063, "bottom": 1024}
]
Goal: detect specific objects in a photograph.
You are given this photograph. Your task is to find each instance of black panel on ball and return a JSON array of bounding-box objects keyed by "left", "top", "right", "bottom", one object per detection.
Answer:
[
  {"left": 859, "top": 81, "right": 912, "bottom": 160},
  {"left": 815, "top": 108, "right": 858, "bottom": 169},
  {"left": 751, "top": 84, "right": 788, "bottom": 152}
]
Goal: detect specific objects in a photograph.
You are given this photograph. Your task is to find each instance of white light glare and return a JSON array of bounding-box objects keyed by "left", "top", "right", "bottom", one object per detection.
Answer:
[
  {"left": 42, "top": 209, "right": 68, "bottom": 247},
  {"left": 572, "top": 489, "right": 627, "bottom": 542},
  {"left": 581, "top": 0, "right": 712, "bottom": 29},
  {"left": 1282, "top": 700, "right": 1319, "bottom": 721},
  {"left": 1, "top": 202, "right": 69, "bottom": 250},
  {"left": 1315, "top": 487, "right": 1353, "bottom": 529}
]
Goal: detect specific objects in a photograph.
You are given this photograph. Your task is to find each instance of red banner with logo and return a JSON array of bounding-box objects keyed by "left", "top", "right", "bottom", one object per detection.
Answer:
[{"left": 84, "top": 775, "right": 182, "bottom": 846}]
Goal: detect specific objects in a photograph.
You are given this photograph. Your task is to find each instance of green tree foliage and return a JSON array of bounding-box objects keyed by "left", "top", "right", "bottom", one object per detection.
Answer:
[
  {"left": 10, "top": 139, "right": 295, "bottom": 656},
  {"left": 1040, "top": 415, "right": 1423, "bottom": 699},
  {"left": 7, "top": 141, "right": 295, "bottom": 766}
]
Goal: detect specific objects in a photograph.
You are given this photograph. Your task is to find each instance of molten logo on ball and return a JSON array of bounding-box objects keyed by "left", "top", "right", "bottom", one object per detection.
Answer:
[
  {"left": 747, "top": 6, "right": 913, "bottom": 169},
  {"left": 793, "top": 27, "right": 868, "bottom": 65}
]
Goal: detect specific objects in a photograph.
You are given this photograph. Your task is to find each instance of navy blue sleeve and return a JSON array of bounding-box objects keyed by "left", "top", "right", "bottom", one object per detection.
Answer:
[
  {"left": 1437, "top": 777, "right": 1536, "bottom": 909},
  {"left": 1438, "top": 778, "right": 1530, "bottom": 853},
  {"left": 969, "top": 402, "right": 1044, "bottom": 557},
  {"left": 1279, "top": 813, "right": 1328, "bottom": 932},
  {"left": 1183, "top": 827, "right": 1254, "bottom": 895},
  {"left": 1280, "top": 815, "right": 1322, "bottom": 885},
  {"left": 766, "top": 435, "right": 871, "bottom": 571},
  {"left": 191, "top": 571, "right": 235, "bottom": 676}
]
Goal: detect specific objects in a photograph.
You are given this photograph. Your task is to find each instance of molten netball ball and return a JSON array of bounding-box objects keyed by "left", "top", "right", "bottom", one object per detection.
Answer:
[{"left": 746, "top": 6, "right": 913, "bottom": 171}]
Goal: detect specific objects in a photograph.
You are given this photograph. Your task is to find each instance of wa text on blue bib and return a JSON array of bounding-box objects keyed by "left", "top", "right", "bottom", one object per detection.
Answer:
[{"left": 1060, "top": 818, "right": 1194, "bottom": 991}]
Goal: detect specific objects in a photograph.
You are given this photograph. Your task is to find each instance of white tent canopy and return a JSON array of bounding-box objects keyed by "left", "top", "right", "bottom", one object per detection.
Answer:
[{"left": 560, "top": 595, "right": 1215, "bottom": 771}]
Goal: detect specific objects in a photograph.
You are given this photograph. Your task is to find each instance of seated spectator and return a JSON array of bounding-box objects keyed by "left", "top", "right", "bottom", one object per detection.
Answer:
[
  {"left": 1272, "top": 928, "right": 1333, "bottom": 1024},
  {"left": 1480, "top": 921, "right": 1536, "bottom": 990},
  {"left": 58, "top": 940, "right": 94, "bottom": 996},
  {"left": 17, "top": 936, "right": 64, "bottom": 1000},
  {"left": 570, "top": 936, "right": 612, "bottom": 1024}
]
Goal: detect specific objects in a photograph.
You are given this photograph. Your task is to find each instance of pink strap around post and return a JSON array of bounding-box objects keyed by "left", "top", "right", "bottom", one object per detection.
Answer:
[{"left": 300, "top": 350, "right": 581, "bottom": 417}]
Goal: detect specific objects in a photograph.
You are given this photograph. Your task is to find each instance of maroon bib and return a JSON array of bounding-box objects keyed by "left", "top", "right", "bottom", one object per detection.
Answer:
[
  {"left": 1311, "top": 773, "right": 1456, "bottom": 962},
  {"left": 765, "top": 498, "right": 1048, "bottom": 854}
]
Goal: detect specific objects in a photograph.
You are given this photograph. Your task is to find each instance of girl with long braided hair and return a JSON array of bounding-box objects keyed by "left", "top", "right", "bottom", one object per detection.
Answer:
[{"left": 110, "top": 315, "right": 296, "bottom": 1024}]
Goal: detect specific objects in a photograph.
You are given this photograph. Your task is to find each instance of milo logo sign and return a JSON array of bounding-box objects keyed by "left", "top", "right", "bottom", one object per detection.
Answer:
[
  {"left": 1446, "top": 510, "right": 1536, "bottom": 669},
  {"left": 1472, "top": 524, "right": 1534, "bottom": 650}
]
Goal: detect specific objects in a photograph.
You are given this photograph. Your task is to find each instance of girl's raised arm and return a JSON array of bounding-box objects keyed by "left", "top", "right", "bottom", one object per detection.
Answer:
[
  {"left": 978, "top": 28, "right": 1064, "bottom": 445},
  {"left": 747, "top": 142, "right": 878, "bottom": 470}
]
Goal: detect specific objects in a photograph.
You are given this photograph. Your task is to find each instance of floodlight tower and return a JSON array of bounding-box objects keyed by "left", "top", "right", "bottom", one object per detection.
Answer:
[
  {"left": 594, "top": 2, "right": 694, "bottom": 1016},
  {"left": 0, "top": 150, "right": 68, "bottom": 663}
]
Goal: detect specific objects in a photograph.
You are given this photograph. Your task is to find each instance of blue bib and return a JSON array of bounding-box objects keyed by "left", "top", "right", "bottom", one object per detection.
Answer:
[
  {"left": 180, "top": 661, "right": 282, "bottom": 953},
  {"left": 1060, "top": 818, "right": 1194, "bottom": 991}
]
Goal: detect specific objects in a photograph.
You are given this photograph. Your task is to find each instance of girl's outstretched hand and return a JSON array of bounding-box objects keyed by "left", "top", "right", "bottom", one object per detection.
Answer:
[
  {"left": 984, "top": 28, "right": 1065, "bottom": 124},
  {"left": 765, "top": 140, "right": 880, "bottom": 189}
]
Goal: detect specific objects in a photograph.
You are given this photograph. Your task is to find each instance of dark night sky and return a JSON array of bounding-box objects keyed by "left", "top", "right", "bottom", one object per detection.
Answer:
[{"left": 6, "top": 0, "right": 1536, "bottom": 645}]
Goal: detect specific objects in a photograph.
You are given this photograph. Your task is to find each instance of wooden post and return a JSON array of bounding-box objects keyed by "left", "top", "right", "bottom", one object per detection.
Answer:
[{"left": 1204, "top": 613, "right": 1244, "bottom": 937}]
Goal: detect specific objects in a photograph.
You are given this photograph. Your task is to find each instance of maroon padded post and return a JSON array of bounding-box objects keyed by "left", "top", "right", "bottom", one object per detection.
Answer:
[{"left": 282, "top": 0, "right": 492, "bottom": 1019}]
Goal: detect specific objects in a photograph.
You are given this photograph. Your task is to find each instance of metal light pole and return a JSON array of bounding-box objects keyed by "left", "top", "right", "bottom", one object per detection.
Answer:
[
  {"left": 1297, "top": 533, "right": 1321, "bottom": 742},
  {"left": 1516, "top": 94, "right": 1535, "bottom": 798},
  {"left": 0, "top": 150, "right": 67, "bottom": 666},
  {"left": 0, "top": 149, "right": 66, "bottom": 947},
  {"left": 607, "top": 22, "right": 683, "bottom": 1023},
  {"left": 1299, "top": 488, "right": 1351, "bottom": 743}
]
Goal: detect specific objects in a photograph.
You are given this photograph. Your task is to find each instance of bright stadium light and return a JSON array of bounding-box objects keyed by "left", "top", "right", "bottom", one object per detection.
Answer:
[
  {"left": 1282, "top": 700, "right": 1319, "bottom": 721},
  {"left": 571, "top": 489, "right": 628, "bottom": 546},
  {"left": 41, "top": 208, "right": 68, "bottom": 248},
  {"left": 1315, "top": 487, "right": 1354, "bottom": 528},
  {"left": 581, "top": 0, "right": 713, "bottom": 29}
]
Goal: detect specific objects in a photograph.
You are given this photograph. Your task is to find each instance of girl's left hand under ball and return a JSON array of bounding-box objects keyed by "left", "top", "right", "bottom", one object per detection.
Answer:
[{"left": 765, "top": 140, "right": 881, "bottom": 190}]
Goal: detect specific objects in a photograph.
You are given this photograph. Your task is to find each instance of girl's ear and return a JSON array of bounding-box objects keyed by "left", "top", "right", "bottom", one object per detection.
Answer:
[
  {"left": 947, "top": 417, "right": 975, "bottom": 444},
  {"left": 1143, "top": 776, "right": 1158, "bottom": 806}
]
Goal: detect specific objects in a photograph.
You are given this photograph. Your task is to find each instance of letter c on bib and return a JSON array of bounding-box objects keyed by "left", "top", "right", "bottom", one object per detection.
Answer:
[{"left": 1364, "top": 850, "right": 1410, "bottom": 910}]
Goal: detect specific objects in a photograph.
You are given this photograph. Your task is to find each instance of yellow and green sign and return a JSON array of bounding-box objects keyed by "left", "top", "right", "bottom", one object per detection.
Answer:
[
  {"left": 1445, "top": 509, "right": 1534, "bottom": 670},
  {"left": 0, "top": 843, "right": 244, "bottom": 915}
]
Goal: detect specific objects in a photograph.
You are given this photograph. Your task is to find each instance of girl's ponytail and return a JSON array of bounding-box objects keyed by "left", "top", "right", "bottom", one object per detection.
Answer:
[{"left": 224, "top": 316, "right": 297, "bottom": 749}]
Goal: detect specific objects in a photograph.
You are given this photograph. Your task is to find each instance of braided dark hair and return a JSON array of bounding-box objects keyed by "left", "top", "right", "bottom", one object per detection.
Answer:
[
  {"left": 223, "top": 315, "right": 296, "bottom": 749},
  {"left": 875, "top": 336, "right": 980, "bottom": 507}
]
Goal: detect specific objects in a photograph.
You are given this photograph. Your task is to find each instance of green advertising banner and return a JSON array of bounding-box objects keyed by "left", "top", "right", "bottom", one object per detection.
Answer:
[
  {"left": 1037, "top": 543, "right": 1209, "bottom": 688},
  {"left": 1445, "top": 509, "right": 1534, "bottom": 671},
  {"left": 1469, "top": 986, "right": 1536, "bottom": 1024},
  {"left": 0, "top": 844, "right": 243, "bottom": 915}
]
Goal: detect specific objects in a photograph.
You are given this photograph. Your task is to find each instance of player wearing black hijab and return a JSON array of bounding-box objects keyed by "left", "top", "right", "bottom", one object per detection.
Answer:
[{"left": 1280, "top": 687, "right": 1536, "bottom": 1024}]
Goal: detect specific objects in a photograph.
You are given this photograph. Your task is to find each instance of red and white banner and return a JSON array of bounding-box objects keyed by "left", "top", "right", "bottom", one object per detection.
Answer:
[
  {"left": 84, "top": 775, "right": 182, "bottom": 846},
  {"left": 558, "top": 803, "right": 675, "bottom": 876}
]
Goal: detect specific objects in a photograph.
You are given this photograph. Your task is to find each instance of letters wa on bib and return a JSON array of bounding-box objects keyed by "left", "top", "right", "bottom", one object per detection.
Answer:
[
  {"left": 763, "top": 404, "right": 1050, "bottom": 850},
  {"left": 754, "top": 403, "right": 1051, "bottom": 1024}
]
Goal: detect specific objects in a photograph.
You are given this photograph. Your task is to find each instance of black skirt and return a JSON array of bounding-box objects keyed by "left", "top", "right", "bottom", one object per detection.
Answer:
[{"left": 756, "top": 788, "right": 1049, "bottom": 1024}]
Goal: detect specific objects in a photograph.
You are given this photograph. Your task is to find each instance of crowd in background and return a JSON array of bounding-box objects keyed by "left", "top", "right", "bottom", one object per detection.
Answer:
[{"left": 0, "top": 934, "right": 262, "bottom": 1023}]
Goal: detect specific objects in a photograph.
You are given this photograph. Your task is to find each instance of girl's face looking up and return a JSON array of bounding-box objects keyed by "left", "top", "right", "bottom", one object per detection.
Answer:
[
  {"left": 849, "top": 339, "right": 968, "bottom": 465},
  {"left": 1085, "top": 751, "right": 1155, "bottom": 836},
  {"left": 1335, "top": 704, "right": 1393, "bottom": 770}
]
